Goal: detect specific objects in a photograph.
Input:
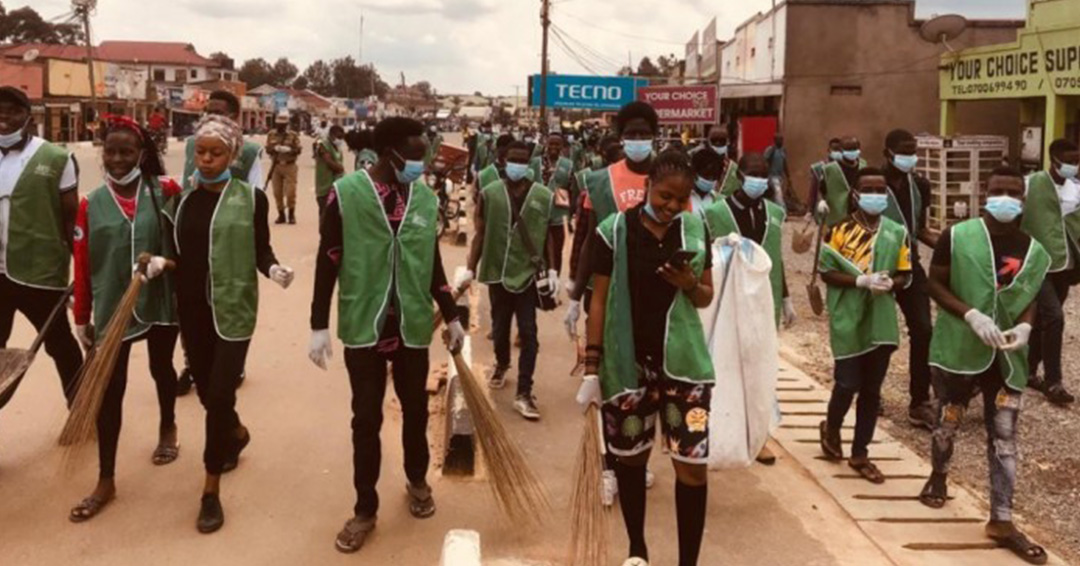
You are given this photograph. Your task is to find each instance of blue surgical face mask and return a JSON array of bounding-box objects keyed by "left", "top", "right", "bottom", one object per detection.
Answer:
[
  {"left": 694, "top": 176, "right": 717, "bottom": 195},
  {"left": 195, "top": 168, "right": 232, "bottom": 185},
  {"left": 712, "top": 144, "right": 728, "bottom": 157},
  {"left": 858, "top": 193, "right": 889, "bottom": 216},
  {"left": 623, "top": 139, "right": 654, "bottom": 163},
  {"left": 842, "top": 149, "right": 861, "bottom": 162},
  {"left": 1057, "top": 161, "right": 1079, "bottom": 180},
  {"left": 742, "top": 176, "right": 769, "bottom": 199},
  {"left": 829, "top": 150, "right": 843, "bottom": 162},
  {"left": 505, "top": 162, "right": 530, "bottom": 182},
  {"left": 985, "top": 196, "right": 1023, "bottom": 223},
  {"left": 394, "top": 151, "right": 425, "bottom": 184},
  {"left": 0, "top": 118, "right": 28, "bottom": 148},
  {"left": 892, "top": 153, "right": 918, "bottom": 173}
]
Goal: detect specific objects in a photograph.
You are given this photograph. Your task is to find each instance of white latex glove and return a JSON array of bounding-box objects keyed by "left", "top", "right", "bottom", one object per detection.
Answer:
[
  {"left": 453, "top": 268, "right": 474, "bottom": 292},
  {"left": 816, "top": 200, "right": 830, "bottom": 217},
  {"left": 269, "top": 264, "right": 294, "bottom": 289},
  {"left": 75, "top": 324, "right": 94, "bottom": 350},
  {"left": 445, "top": 319, "right": 466, "bottom": 352},
  {"left": 964, "top": 309, "right": 1007, "bottom": 349},
  {"left": 308, "top": 329, "right": 332, "bottom": 370},
  {"left": 564, "top": 299, "right": 582, "bottom": 339},
  {"left": 1001, "top": 322, "right": 1033, "bottom": 352},
  {"left": 782, "top": 297, "right": 797, "bottom": 328},
  {"left": 576, "top": 374, "right": 602, "bottom": 413}
]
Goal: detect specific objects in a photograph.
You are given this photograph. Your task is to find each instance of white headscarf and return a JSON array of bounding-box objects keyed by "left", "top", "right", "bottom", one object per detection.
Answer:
[{"left": 193, "top": 114, "right": 243, "bottom": 160}]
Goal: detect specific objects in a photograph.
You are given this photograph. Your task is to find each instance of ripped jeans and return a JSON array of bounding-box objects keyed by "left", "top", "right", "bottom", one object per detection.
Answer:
[{"left": 930, "top": 363, "right": 1021, "bottom": 521}]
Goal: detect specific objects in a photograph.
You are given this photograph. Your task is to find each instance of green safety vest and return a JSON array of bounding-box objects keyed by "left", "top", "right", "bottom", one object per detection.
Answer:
[
  {"left": 597, "top": 211, "right": 713, "bottom": 399},
  {"left": 336, "top": 172, "right": 439, "bottom": 348},
  {"left": 821, "top": 160, "right": 867, "bottom": 227},
  {"left": 1021, "top": 171, "right": 1080, "bottom": 273},
  {"left": 717, "top": 161, "right": 742, "bottom": 198},
  {"left": 818, "top": 216, "right": 908, "bottom": 359},
  {"left": 929, "top": 219, "right": 1050, "bottom": 391},
  {"left": 169, "top": 179, "right": 258, "bottom": 340},
  {"left": 883, "top": 172, "right": 923, "bottom": 235},
  {"left": 355, "top": 148, "right": 379, "bottom": 171},
  {"left": 87, "top": 179, "right": 175, "bottom": 339},
  {"left": 531, "top": 156, "right": 574, "bottom": 226},
  {"left": 182, "top": 138, "right": 262, "bottom": 191},
  {"left": 477, "top": 180, "right": 553, "bottom": 293},
  {"left": 315, "top": 138, "right": 343, "bottom": 198},
  {"left": 704, "top": 199, "right": 787, "bottom": 327},
  {"left": 5, "top": 141, "right": 70, "bottom": 290}
]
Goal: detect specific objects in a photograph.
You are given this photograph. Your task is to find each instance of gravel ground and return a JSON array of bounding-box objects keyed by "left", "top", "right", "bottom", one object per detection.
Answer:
[{"left": 778, "top": 219, "right": 1080, "bottom": 564}]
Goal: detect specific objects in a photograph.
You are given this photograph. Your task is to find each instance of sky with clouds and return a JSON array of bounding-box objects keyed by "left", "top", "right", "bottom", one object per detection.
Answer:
[{"left": 32, "top": 0, "right": 1026, "bottom": 96}]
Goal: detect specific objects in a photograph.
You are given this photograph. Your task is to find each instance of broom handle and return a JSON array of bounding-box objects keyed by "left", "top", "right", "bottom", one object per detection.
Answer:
[{"left": 28, "top": 285, "right": 74, "bottom": 355}]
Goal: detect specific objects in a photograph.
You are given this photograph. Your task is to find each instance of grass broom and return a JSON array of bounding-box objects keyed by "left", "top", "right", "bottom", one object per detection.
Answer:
[
  {"left": 59, "top": 254, "right": 172, "bottom": 447},
  {"left": 0, "top": 285, "right": 74, "bottom": 398},
  {"left": 449, "top": 348, "right": 550, "bottom": 523},
  {"left": 568, "top": 403, "right": 608, "bottom": 566}
]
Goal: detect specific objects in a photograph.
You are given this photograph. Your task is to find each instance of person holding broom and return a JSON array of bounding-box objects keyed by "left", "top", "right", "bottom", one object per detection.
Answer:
[
  {"left": 307, "top": 117, "right": 465, "bottom": 553},
  {"left": 158, "top": 114, "right": 293, "bottom": 533},
  {"left": 68, "top": 115, "right": 182, "bottom": 522},
  {"left": 581, "top": 149, "right": 715, "bottom": 566}
]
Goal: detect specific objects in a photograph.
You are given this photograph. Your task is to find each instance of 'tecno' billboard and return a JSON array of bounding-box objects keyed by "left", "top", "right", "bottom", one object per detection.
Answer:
[
  {"left": 638, "top": 85, "right": 718, "bottom": 124},
  {"left": 529, "top": 74, "right": 649, "bottom": 111}
]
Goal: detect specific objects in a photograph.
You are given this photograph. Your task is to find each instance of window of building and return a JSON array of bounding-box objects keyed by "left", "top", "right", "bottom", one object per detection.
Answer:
[
  {"left": 153, "top": 69, "right": 165, "bottom": 82},
  {"left": 830, "top": 85, "right": 863, "bottom": 96},
  {"left": 176, "top": 69, "right": 187, "bottom": 82}
]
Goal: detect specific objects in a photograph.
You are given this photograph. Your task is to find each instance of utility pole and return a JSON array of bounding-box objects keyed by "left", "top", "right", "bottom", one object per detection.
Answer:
[
  {"left": 73, "top": 0, "right": 98, "bottom": 129},
  {"left": 539, "top": 0, "right": 550, "bottom": 128}
]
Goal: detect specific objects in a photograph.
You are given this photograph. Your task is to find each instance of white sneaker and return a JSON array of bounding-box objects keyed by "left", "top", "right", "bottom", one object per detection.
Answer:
[
  {"left": 622, "top": 558, "right": 649, "bottom": 566},
  {"left": 601, "top": 470, "right": 618, "bottom": 507},
  {"left": 645, "top": 468, "right": 655, "bottom": 489}
]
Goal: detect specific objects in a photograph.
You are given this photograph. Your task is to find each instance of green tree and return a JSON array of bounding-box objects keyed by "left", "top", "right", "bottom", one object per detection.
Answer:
[{"left": 238, "top": 57, "right": 274, "bottom": 89}]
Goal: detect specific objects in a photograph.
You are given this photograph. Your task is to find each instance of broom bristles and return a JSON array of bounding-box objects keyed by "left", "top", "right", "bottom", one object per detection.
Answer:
[
  {"left": 568, "top": 404, "right": 608, "bottom": 566},
  {"left": 452, "top": 352, "right": 550, "bottom": 523},
  {"left": 59, "top": 276, "right": 143, "bottom": 447}
]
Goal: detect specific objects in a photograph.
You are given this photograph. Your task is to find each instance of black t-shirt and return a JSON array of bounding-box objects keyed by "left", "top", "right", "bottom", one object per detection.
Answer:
[
  {"left": 592, "top": 205, "right": 712, "bottom": 362},
  {"left": 932, "top": 223, "right": 1031, "bottom": 288}
]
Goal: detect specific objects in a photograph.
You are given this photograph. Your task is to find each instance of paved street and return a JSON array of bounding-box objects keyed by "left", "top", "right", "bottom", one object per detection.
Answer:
[{"left": 0, "top": 135, "right": 920, "bottom": 565}]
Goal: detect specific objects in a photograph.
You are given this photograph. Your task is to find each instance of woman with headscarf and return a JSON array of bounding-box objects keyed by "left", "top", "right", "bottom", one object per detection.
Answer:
[
  {"left": 152, "top": 114, "right": 293, "bottom": 533},
  {"left": 68, "top": 115, "right": 182, "bottom": 522}
]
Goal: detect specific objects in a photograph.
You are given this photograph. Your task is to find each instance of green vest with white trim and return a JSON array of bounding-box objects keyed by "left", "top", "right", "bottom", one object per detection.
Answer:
[
  {"left": 478, "top": 181, "right": 553, "bottom": 293},
  {"left": 818, "top": 217, "right": 907, "bottom": 359},
  {"left": 930, "top": 219, "right": 1050, "bottom": 390},
  {"left": 822, "top": 160, "right": 866, "bottom": 227},
  {"left": 182, "top": 138, "right": 261, "bottom": 191},
  {"left": 1021, "top": 171, "right": 1080, "bottom": 273},
  {"left": 704, "top": 199, "right": 787, "bottom": 327},
  {"left": 336, "top": 172, "right": 439, "bottom": 348},
  {"left": 170, "top": 179, "right": 258, "bottom": 340},
  {"left": 315, "top": 138, "right": 343, "bottom": 198},
  {"left": 597, "top": 211, "right": 713, "bottom": 400},
  {"left": 87, "top": 179, "right": 176, "bottom": 339},
  {"left": 6, "top": 141, "right": 70, "bottom": 290}
]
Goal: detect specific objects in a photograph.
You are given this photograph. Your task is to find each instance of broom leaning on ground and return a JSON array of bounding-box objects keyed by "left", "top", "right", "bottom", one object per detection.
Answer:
[{"left": 60, "top": 254, "right": 173, "bottom": 447}]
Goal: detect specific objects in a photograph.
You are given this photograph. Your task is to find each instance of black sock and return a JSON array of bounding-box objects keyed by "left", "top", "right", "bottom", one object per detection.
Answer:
[
  {"left": 614, "top": 460, "right": 648, "bottom": 560},
  {"left": 676, "top": 480, "right": 708, "bottom": 566}
]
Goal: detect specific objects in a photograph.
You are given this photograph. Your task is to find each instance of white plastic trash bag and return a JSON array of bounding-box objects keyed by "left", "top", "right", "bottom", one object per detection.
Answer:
[{"left": 701, "top": 235, "right": 781, "bottom": 470}]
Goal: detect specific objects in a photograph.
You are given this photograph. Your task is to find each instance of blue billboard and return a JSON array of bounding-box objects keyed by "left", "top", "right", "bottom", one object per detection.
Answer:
[{"left": 528, "top": 74, "right": 649, "bottom": 111}]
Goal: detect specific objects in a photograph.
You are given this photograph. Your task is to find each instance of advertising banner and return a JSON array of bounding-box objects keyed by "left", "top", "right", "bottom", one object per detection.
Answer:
[
  {"left": 528, "top": 74, "right": 648, "bottom": 111},
  {"left": 638, "top": 85, "right": 718, "bottom": 124}
]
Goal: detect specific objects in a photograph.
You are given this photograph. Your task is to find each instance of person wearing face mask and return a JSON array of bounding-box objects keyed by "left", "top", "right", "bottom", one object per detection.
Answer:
[
  {"left": 581, "top": 149, "right": 715, "bottom": 566},
  {"left": 809, "top": 138, "right": 843, "bottom": 221},
  {"left": 316, "top": 125, "right": 347, "bottom": 220},
  {"left": 879, "top": 129, "right": 939, "bottom": 429},
  {"left": 308, "top": 117, "right": 464, "bottom": 554},
  {"left": 1022, "top": 138, "right": 1080, "bottom": 406},
  {"left": 460, "top": 140, "right": 557, "bottom": 421},
  {"left": 266, "top": 112, "right": 302, "bottom": 225},
  {"left": 918, "top": 168, "right": 1050, "bottom": 564},
  {"left": 0, "top": 86, "right": 83, "bottom": 414},
  {"left": 531, "top": 132, "right": 575, "bottom": 276},
  {"left": 819, "top": 136, "right": 868, "bottom": 227},
  {"left": 68, "top": 116, "right": 183, "bottom": 523},
  {"left": 162, "top": 114, "right": 292, "bottom": 534},
  {"left": 818, "top": 167, "right": 912, "bottom": 485}
]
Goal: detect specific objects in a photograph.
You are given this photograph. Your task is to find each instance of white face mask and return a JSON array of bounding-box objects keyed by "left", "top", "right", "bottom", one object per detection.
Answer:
[{"left": 0, "top": 118, "right": 29, "bottom": 148}]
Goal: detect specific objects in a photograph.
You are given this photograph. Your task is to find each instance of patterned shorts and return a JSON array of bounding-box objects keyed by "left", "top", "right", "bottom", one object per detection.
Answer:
[{"left": 601, "top": 363, "right": 713, "bottom": 464}]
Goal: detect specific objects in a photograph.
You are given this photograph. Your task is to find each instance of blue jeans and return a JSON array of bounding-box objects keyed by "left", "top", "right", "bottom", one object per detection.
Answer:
[
  {"left": 931, "top": 363, "right": 1020, "bottom": 522},
  {"left": 489, "top": 282, "right": 539, "bottom": 396},
  {"left": 827, "top": 346, "right": 894, "bottom": 458}
]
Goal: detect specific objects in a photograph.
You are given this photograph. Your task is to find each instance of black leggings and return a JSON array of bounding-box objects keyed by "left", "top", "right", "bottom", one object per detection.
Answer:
[{"left": 97, "top": 325, "right": 180, "bottom": 479}]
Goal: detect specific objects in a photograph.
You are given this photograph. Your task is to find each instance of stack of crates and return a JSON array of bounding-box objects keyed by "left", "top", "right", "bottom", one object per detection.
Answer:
[{"left": 915, "top": 135, "right": 1009, "bottom": 231}]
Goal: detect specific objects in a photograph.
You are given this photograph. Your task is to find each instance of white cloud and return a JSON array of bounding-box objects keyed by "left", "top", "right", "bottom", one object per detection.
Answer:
[{"left": 31, "top": 0, "right": 1025, "bottom": 96}]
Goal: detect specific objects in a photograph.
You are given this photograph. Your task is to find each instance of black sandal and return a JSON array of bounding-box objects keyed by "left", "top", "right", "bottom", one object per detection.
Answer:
[
  {"left": 989, "top": 528, "right": 1048, "bottom": 565},
  {"left": 69, "top": 495, "right": 114, "bottom": 523},
  {"left": 848, "top": 458, "right": 885, "bottom": 484},
  {"left": 819, "top": 420, "right": 843, "bottom": 461},
  {"left": 407, "top": 483, "right": 436, "bottom": 519},
  {"left": 335, "top": 515, "right": 376, "bottom": 553},
  {"left": 918, "top": 473, "right": 948, "bottom": 508}
]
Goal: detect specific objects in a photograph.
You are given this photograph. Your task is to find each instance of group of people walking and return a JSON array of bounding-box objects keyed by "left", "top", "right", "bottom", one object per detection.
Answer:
[{"left": 0, "top": 79, "right": 1075, "bottom": 566}]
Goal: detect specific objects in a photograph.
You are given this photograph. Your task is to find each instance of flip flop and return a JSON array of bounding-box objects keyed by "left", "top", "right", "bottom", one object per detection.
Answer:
[
  {"left": 848, "top": 459, "right": 885, "bottom": 484},
  {"left": 152, "top": 441, "right": 180, "bottom": 466},
  {"left": 918, "top": 473, "right": 948, "bottom": 508},
  {"left": 990, "top": 529, "right": 1048, "bottom": 565},
  {"left": 70, "top": 494, "right": 114, "bottom": 523}
]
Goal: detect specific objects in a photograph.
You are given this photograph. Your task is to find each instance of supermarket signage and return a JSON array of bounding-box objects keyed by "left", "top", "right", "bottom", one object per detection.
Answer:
[
  {"left": 637, "top": 85, "right": 718, "bottom": 124},
  {"left": 529, "top": 74, "right": 648, "bottom": 111},
  {"left": 941, "top": 23, "right": 1080, "bottom": 100}
]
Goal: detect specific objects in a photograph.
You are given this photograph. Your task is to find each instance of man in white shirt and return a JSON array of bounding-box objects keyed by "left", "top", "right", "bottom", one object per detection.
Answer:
[{"left": 0, "top": 86, "right": 83, "bottom": 411}]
